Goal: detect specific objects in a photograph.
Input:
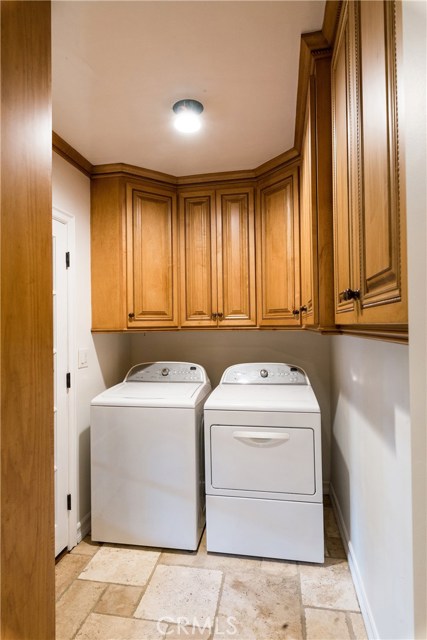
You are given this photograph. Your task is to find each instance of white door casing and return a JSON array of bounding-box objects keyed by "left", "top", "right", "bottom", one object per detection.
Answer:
[{"left": 53, "top": 209, "right": 77, "bottom": 555}]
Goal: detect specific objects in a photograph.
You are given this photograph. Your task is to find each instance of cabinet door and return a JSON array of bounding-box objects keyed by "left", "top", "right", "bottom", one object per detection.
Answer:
[
  {"left": 257, "top": 170, "right": 300, "bottom": 327},
  {"left": 216, "top": 188, "right": 256, "bottom": 326},
  {"left": 179, "top": 191, "right": 217, "bottom": 327},
  {"left": 356, "top": 0, "right": 407, "bottom": 323},
  {"left": 91, "top": 177, "right": 127, "bottom": 330},
  {"left": 331, "top": 0, "right": 359, "bottom": 324},
  {"left": 299, "top": 81, "right": 316, "bottom": 326},
  {"left": 127, "top": 185, "right": 178, "bottom": 328}
]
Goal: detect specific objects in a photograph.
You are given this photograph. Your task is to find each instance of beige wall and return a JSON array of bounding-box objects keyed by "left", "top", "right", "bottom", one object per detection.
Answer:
[
  {"left": 403, "top": 0, "right": 427, "bottom": 636},
  {"left": 130, "top": 330, "right": 332, "bottom": 484},
  {"left": 330, "top": 337, "right": 411, "bottom": 639}
]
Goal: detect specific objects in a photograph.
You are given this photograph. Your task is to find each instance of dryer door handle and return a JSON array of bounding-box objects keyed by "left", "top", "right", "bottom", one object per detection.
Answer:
[{"left": 232, "top": 431, "right": 290, "bottom": 446}]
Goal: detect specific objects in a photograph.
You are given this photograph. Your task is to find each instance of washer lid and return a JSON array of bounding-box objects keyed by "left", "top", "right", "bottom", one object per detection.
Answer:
[
  {"left": 91, "top": 362, "right": 211, "bottom": 408},
  {"left": 204, "top": 383, "right": 319, "bottom": 413},
  {"left": 91, "top": 380, "right": 211, "bottom": 408}
]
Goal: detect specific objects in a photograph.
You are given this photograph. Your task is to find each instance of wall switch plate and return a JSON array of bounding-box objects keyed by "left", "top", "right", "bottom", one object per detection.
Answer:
[{"left": 78, "top": 348, "right": 89, "bottom": 369}]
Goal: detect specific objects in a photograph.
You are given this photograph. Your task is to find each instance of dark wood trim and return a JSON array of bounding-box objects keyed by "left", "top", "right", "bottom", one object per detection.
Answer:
[
  {"left": 322, "top": 0, "right": 344, "bottom": 47},
  {"left": 91, "top": 161, "right": 176, "bottom": 186},
  {"left": 337, "top": 325, "right": 408, "bottom": 344},
  {"left": 90, "top": 148, "right": 300, "bottom": 186},
  {"left": 1, "top": 2, "right": 55, "bottom": 637},
  {"left": 293, "top": 1, "right": 342, "bottom": 153},
  {"left": 53, "top": 131, "right": 93, "bottom": 177},
  {"left": 254, "top": 147, "right": 300, "bottom": 179},
  {"left": 294, "top": 31, "right": 331, "bottom": 153}
]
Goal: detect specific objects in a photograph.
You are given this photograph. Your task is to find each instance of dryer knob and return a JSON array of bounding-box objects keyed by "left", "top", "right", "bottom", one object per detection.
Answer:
[
  {"left": 161, "top": 368, "right": 170, "bottom": 377},
  {"left": 260, "top": 369, "right": 268, "bottom": 378}
]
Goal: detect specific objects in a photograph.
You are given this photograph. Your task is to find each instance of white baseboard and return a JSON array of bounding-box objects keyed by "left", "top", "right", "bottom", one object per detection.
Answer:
[
  {"left": 329, "top": 484, "right": 379, "bottom": 640},
  {"left": 76, "top": 512, "right": 91, "bottom": 544}
]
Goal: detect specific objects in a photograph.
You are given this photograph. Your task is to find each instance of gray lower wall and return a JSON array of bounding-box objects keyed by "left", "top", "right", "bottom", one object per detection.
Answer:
[{"left": 130, "top": 330, "right": 332, "bottom": 484}]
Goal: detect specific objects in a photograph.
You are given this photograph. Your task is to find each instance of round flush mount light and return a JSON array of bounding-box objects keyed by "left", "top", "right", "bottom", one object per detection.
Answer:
[{"left": 172, "top": 99, "right": 204, "bottom": 133}]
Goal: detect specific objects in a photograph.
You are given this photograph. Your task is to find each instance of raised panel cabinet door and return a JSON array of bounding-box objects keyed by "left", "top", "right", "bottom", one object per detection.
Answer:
[
  {"left": 216, "top": 188, "right": 256, "bottom": 326},
  {"left": 257, "top": 171, "right": 300, "bottom": 327},
  {"left": 179, "top": 191, "right": 217, "bottom": 327},
  {"left": 356, "top": 0, "right": 407, "bottom": 323},
  {"left": 91, "top": 177, "right": 127, "bottom": 330},
  {"left": 331, "top": 0, "right": 359, "bottom": 324},
  {"left": 127, "top": 185, "right": 178, "bottom": 328},
  {"left": 299, "top": 80, "right": 316, "bottom": 326}
]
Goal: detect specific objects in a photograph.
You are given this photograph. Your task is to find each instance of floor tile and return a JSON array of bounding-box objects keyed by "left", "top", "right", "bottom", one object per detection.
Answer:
[
  {"left": 324, "top": 508, "right": 341, "bottom": 538},
  {"left": 70, "top": 536, "right": 103, "bottom": 557},
  {"left": 260, "top": 558, "right": 299, "bottom": 577},
  {"left": 348, "top": 612, "right": 368, "bottom": 639},
  {"left": 56, "top": 580, "right": 106, "bottom": 640},
  {"left": 323, "top": 495, "right": 332, "bottom": 507},
  {"left": 56, "top": 553, "right": 91, "bottom": 601},
  {"left": 94, "top": 583, "right": 144, "bottom": 617},
  {"left": 134, "top": 564, "right": 222, "bottom": 627},
  {"left": 214, "top": 568, "right": 303, "bottom": 640},
  {"left": 305, "top": 607, "right": 351, "bottom": 640},
  {"left": 299, "top": 559, "right": 360, "bottom": 612},
  {"left": 325, "top": 535, "right": 347, "bottom": 559},
  {"left": 166, "top": 623, "right": 212, "bottom": 639},
  {"left": 78, "top": 545, "right": 160, "bottom": 586},
  {"left": 160, "top": 530, "right": 262, "bottom": 572},
  {"left": 74, "top": 612, "right": 166, "bottom": 640}
]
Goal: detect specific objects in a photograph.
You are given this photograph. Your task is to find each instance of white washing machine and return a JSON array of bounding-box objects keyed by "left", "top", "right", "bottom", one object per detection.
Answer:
[
  {"left": 204, "top": 362, "right": 323, "bottom": 563},
  {"left": 91, "top": 362, "right": 211, "bottom": 550}
]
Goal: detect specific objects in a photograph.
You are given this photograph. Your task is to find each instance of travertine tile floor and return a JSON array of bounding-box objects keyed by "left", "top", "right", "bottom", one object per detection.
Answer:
[{"left": 56, "top": 501, "right": 367, "bottom": 640}]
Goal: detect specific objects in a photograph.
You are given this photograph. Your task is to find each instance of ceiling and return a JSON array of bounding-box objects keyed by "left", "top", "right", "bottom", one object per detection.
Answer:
[{"left": 52, "top": 1, "right": 325, "bottom": 176}]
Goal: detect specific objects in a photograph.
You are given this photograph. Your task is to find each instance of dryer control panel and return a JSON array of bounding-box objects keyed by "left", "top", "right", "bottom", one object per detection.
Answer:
[
  {"left": 221, "top": 363, "right": 308, "bottom": 385},
  {"left": 125, "top": 362, "right": 207, "bottom": 383}
]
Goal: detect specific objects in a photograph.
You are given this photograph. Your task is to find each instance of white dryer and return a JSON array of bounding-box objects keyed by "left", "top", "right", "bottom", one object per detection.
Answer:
[
  {"left": 204, "top": 362, "right": 323, "bottom": 563},
  {"left": 91, "top": 362, "right": 211, "bottom": 550}
]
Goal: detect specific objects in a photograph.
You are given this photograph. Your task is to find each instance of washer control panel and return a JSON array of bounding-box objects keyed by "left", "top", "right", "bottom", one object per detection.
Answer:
[
  {"left": 125, "top": 362, "right": 207, "bottom": 383},
  {"left": 221, "top": 363, "right": 308, "bottom": 385}
]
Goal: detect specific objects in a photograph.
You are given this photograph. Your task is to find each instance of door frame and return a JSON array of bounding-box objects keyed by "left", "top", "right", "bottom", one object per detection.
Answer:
[{"left": 53, "top": 206, "right": 78, "bottom": 550}]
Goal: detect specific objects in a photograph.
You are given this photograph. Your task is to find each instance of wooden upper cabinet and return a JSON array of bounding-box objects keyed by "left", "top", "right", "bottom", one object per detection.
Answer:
[
  {"left": 179, "top": 186, "right": 256, "bottom": 327},
  {"left": 332, "top": 0, "right": 407, "bottom": 329},
  {"left": 257, "top": 169, "right": 300, "bottom": 327},
  {"left": 127, "top": 184, "right": 178, "bottom": 328},
  {"left": 91, "top": 177, "right": 127, "bottom": 331},
  {"left": 300, "top": 80, "right": 316, "bottom": 326}
]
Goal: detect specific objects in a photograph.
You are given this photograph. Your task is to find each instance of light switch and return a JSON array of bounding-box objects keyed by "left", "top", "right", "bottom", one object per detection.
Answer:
[{"left": 78, "top": 348, "right": 88, "bottom": 369}]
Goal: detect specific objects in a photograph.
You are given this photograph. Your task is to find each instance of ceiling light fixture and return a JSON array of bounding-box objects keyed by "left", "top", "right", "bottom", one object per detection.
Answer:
[{"left": 172, "top": 99, "right": 204, "bottom": 134}]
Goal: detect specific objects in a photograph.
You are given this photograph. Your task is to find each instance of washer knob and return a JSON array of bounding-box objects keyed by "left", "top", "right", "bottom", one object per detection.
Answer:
[
  {"left": 260, "top": 369, "right": 268, "bottom": 378},
  {"left": 161, "top": 368, "right": 169, "bottom": 377}
]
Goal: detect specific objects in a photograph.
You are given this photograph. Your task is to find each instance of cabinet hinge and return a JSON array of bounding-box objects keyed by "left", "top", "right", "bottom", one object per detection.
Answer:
[
  {"left": 66, "top": 372, "right": 71, "bottom": 389},
  {"left": 67, "top": 494, "right": 72, "bottom": 511},
  {"left": 65, "top": 252, "right": 70, "bottom": 269}
]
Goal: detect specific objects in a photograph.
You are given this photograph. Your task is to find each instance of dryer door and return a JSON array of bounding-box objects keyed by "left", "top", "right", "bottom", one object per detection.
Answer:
[{"left": 210, "top": 425, "right": 316, "bottom": 495}]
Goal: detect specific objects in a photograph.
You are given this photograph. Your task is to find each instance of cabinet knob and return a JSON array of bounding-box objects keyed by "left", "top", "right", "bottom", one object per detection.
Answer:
[
  {"left": 217, "top": 312, "right": 224, "bottom": 319},
  {"left": 339, "top": 288, "right": 360, "bottom": 302},
  {"left": 299, "top": 305, "right": 307, "bottom": 313},
  {"left": 128, "top": 312, "right": 135, "bottom": 321},
  {"left": 211, "top": 312, "right": 218, "bottom": 320},
  {"left": 292, "top": 309, "right": 300, "bottom": 316}
]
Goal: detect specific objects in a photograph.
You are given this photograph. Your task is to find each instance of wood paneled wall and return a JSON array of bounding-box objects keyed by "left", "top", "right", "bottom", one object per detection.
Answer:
[{"left": 1, "top": 2, "right": 55, "bottom": 638}]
